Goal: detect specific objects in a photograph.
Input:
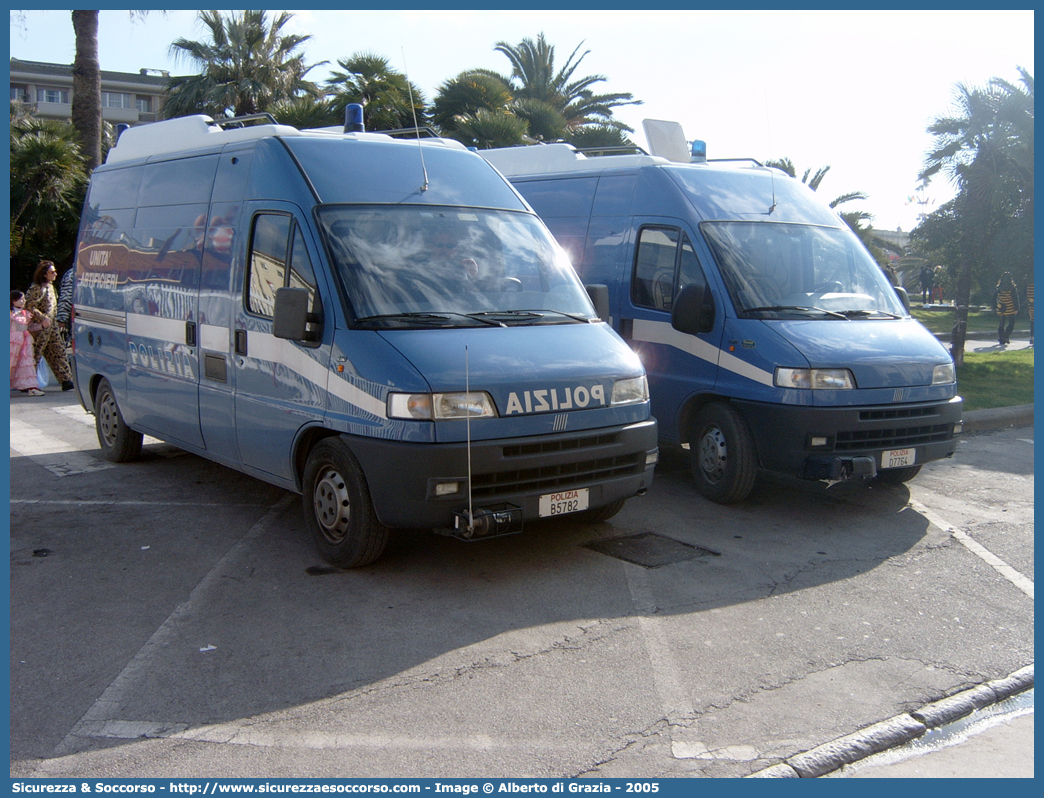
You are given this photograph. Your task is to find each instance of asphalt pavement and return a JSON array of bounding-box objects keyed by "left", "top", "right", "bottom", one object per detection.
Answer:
[{"left": 12, "top": 336, "right": 1034, "bottom": 779}]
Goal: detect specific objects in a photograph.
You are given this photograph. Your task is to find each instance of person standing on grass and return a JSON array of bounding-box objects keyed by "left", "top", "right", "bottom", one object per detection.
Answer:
[
  {"left": 919, "top": 265, "right": 933, "bottom": 304},
  {"left": 993, "top": 272, "right": 1020, "bottom": 347},
  {"left": 23, "top": 260, "right": 74, "bottom": 390},
  {"left": 1026, "top": 278, "right": 1033, "bottom": 347}
]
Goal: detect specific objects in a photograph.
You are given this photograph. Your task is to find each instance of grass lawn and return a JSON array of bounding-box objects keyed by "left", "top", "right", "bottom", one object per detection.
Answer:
[
  {"left": 956, "top": 348, "right": 1034, "bottom": 412},
  {"left": 912, "top": 306, "right": 1031, "bottom": 337}
]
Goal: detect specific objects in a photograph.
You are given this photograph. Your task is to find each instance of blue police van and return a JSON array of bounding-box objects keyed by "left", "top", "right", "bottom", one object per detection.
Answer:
[
  {"left": 482, "top": 121, "right": 962, "bottom": 503},
  {"left": 70, "top": 111, "right": 658, "bottom": 566}
]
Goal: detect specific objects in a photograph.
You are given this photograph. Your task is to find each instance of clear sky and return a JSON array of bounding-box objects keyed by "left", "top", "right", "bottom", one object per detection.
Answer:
[{"left": 9, "top": 9, "right": 1034, "bottom": 232}]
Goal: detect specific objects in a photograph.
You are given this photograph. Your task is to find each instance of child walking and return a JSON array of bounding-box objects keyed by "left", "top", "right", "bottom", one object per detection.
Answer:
[{"left": 11, "top": 290, "right": 48, "bottom": 396}]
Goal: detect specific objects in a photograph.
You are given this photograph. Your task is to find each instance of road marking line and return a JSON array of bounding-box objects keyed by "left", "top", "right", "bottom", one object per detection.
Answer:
[
  {"left": 51, "top": 404, "right": 95, "bottom": 426},
  {"left": 9, "top": 418, "right": 115, "bottom": 476},
  {"left": 909, "top": 498, "right": 1034, "bottom": 600},
  {"left": 624, "top": 563, "right": 729, "bottom": 760},
  {"left": 54, "top": 494, "right": 298, "bottom": 757},
  {"left": 11, "top": 499, "right": 271, "bottom": 507}
]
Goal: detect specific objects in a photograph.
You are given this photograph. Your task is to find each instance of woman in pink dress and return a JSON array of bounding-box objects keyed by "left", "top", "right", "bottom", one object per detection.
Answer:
[{"left": 11, "top": 290, "right": 48, "bottom": 396}]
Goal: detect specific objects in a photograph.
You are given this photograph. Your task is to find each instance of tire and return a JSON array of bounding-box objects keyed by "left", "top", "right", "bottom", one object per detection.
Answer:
[
  {"left": 576, "top": 498, "right": 627, "bottom": 524},
  {"left": 94, "top": 379, "right": 143, "bottom": 463},
  {"left": 302, "top": 438, "right": 389, "bottom": 568},
  {"left": 689, "top": 402, "right": 758, "bottom": 504},
  {"left": 874, "top": 464, "right": 922, "bottom": 485}
]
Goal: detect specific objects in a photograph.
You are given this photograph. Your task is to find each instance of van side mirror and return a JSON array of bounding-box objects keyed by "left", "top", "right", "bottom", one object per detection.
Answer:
[
  {"left": 893, "top": 285, "right": 912, "bottom": 314},
  {"left": 671, "top": 283, "right": 715, "bottom": 335},
  {"left": 273, "top": 287, "right": 315, "bottom": 341},
  {"left": 585, "top": 284, "right": 610, "bottom": 322}
]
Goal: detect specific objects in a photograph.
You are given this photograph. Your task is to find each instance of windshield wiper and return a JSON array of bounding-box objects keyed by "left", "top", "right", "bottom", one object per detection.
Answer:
[
  {"left": 837, "top": 309, "right": 902, "bottom": 319},
  {"left": 743, "top": 305, "right": 848, "bottom": 320},
  {"left": 354, "top": 311, "right": 505, "bottom": 327},
  {"left": 468, "top": 309, "right": 590, "bottom": 324}
]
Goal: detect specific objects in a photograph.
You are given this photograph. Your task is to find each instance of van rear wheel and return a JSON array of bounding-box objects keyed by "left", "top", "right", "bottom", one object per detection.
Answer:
[
  {"left": 94, "top": 379, "right": 143, "bottom": 463},
  {"left": 302, "top": 438, "right": 388, "bottom": 568},
  {"left": 689, "top": 402, "right": 758, "bottom": 504}
]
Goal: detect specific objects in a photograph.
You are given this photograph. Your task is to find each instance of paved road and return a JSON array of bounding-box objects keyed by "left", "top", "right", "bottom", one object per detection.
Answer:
[{"left": 9, "top": 384, "right": 1033, "bottom": 779}]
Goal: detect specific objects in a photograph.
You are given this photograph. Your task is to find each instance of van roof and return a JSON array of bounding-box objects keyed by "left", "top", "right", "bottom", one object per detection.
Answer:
[
  {"left": 106, "top": 114, "right": 468, "bottom": 164},
  {"left": 481, "top": 143, "right": 670, "bottom": 177},
  {"left": 481, "top": 142, "right": 767, "bottom": 180}
]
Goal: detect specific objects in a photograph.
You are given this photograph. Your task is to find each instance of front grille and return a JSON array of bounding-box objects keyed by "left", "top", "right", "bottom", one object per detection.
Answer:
[
  {"left": 859, "top": 406, "right": 938, "bottom": 422},
  {"left": 471, "top": 453, "right": 645, "bottom": 499},
  {"left": 835, "top": 423, "right": 953, "bottom": 452},
  {"left": 502, "top": 433, "right": 617, "bottom": 458}
]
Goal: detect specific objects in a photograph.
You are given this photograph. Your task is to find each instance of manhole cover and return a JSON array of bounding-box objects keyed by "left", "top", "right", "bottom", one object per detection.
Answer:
[{"left": 584, "top": 532, "right": 719, "bottom": 568}]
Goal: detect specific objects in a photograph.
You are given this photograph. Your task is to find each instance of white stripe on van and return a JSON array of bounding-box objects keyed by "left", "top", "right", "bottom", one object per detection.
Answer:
[
  {"left": 246, "top": 330, "right": 388, "bottom": 419},
  {"left": 200, "top": 323, "right": 228, "bottom": 352},
  {"left": 632, "top": 318, "right": 774, "bottom": 388},
  {"left": 127, "top": 313, "right": 187, "bottom": 344}
]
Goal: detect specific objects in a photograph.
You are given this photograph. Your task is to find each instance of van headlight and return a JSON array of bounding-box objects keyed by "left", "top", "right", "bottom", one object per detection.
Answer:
[
  {"left": 612, "top": 375, "right": 649, "bottom": 405},
  {"left": 388, "top": 391, "right": 497, "bottom": 420},
  {"left": 932, "top": 362, "right": 956, "bottom": 385},
  {"left": 775, "top": 368, "right": 855, "bottom": 390}
]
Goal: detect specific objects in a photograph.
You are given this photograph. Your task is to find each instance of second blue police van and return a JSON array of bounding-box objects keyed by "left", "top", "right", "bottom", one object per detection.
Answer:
[
  {"left": 70, "top": 112, "right": 658, "bottom": 566},
  {"left": 482, "top": 123, "right": 962, "bottom": 503}
]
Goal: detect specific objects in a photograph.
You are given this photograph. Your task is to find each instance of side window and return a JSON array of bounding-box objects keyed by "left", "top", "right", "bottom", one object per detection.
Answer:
[
  {"left": 632, "top": 227, "right": 708, "bottom": 312},
  {"left": 248, "top": 214, "right": 291, "bottom": 317},
  {"left": 288, "top": 226, "right": 323, "bottom": 341},
  {"left": 678, "top": 234, "right": 708, "bottom": 294},
  {"left": 247, "top": 214, "right": 323, "bottom": 343}
]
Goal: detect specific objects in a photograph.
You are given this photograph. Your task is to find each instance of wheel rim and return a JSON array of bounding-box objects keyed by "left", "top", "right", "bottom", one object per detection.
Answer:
[
  {"left": 98, "top": 392, "right": 119, "bottom": 447},
  {"left": 698, "top": 426, "right": 728, "bottom": 484},
  {"left": 313, "top": 466, "right": 351, "bottom": 545}
]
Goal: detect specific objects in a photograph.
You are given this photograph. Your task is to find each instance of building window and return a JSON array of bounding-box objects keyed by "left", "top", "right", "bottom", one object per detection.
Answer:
[
  {"left": 36, "top": 87, "right": 70, "bottom": 104},
  {"left": 10, "top": 85, "right": 28, "bottom": 102},
  {"left": 101, "top": 91, "right": 133, "bottom": 109},
  {"left": 135, "top": 95, "right": 153, "bottom": 113}
]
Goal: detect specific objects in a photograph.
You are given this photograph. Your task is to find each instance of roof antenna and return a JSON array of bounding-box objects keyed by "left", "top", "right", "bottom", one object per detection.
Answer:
[
  {"left": 402, "top": 48, "right": 429, "bottom": 192},
  {"left": 764, "top": 91, "right": 776, "bottom": 215}
]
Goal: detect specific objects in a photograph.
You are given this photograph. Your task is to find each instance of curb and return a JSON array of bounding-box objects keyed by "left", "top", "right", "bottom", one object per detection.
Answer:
[
  {"left": 746, "top": 664, "right": 1034, "bottom": 778},
  {"left": 961, "top": 404, "right": 1034, "bottom": 433}
]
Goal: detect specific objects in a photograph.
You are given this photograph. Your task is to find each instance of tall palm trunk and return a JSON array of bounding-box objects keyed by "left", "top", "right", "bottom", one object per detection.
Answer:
[{"left": 71, "top": 10, "right": 102, "bottom": 172}]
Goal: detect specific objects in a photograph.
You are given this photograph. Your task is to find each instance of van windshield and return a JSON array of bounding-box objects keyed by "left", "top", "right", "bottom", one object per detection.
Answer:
[
  {"left": 316, "top": 206, "right": 596, "bottom": 327},
  {"left": 702, "top": 222, "right": 907, "bottom": 319}
]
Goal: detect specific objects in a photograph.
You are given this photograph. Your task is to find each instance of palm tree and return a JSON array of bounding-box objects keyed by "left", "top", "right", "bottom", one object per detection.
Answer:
[
  {"left": 10, "top": 114, "right": 88, "bottom": 286},
  {"left": 432, "top": 71, "right": 516, "bottom": 134},
  {"left": 71, "top": 10, "right": 102, "bottom": 171},
  {"left": 326, "top": 53, "right": 427, "bottom": 132},
  {"left": 164, "top": 10, "right": 324, "bottom": 119},
  {"left": 451, "top": 108, "right": 531, "bottom": 149},
  {"left": 493, "top": 33, "right": 640, "bottom": 132},
  {"left": 918, "top": 67, "right": 1034, "bottom": 364}
]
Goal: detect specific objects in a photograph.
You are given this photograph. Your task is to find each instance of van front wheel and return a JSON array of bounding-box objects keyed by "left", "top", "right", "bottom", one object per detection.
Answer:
[
  {"left": 94, "top": 379, "right": 143, "bottom": 463},
  {"left": 689, "top": 403, "right": 758, "bottom": 504},
  {"left": 302, "top": 438, "right": 389, "bottom": 568}
]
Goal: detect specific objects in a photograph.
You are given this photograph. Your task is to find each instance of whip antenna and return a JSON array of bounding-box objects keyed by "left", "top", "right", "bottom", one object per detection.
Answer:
[
  {"left": 465, "top": 345, "right": 473, "bottom": 529},
  {"left": 402, "top": 48, "right": 429, "bottom": 192}
]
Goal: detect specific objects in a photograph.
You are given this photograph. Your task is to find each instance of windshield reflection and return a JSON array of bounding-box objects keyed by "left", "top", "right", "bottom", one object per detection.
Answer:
[
  {"left": 317, "top": 206, "right": 595, "bottom": 326},
  {"left": 701, "top": 222, "right": 907, "bottom": 318}
]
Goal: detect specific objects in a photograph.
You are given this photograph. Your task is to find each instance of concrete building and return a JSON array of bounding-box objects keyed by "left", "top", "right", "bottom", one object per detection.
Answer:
[{"left": 9, "top": 57, "right": 169, "bottom": 126}]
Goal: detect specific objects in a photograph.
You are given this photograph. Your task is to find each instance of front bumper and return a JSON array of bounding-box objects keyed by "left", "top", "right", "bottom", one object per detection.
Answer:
[
  {"left": 735, "top": 396, "right": 963, "bottom": 481},
  {"left": 345, "top": 418, "right": 658, "bottom": 529}
]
